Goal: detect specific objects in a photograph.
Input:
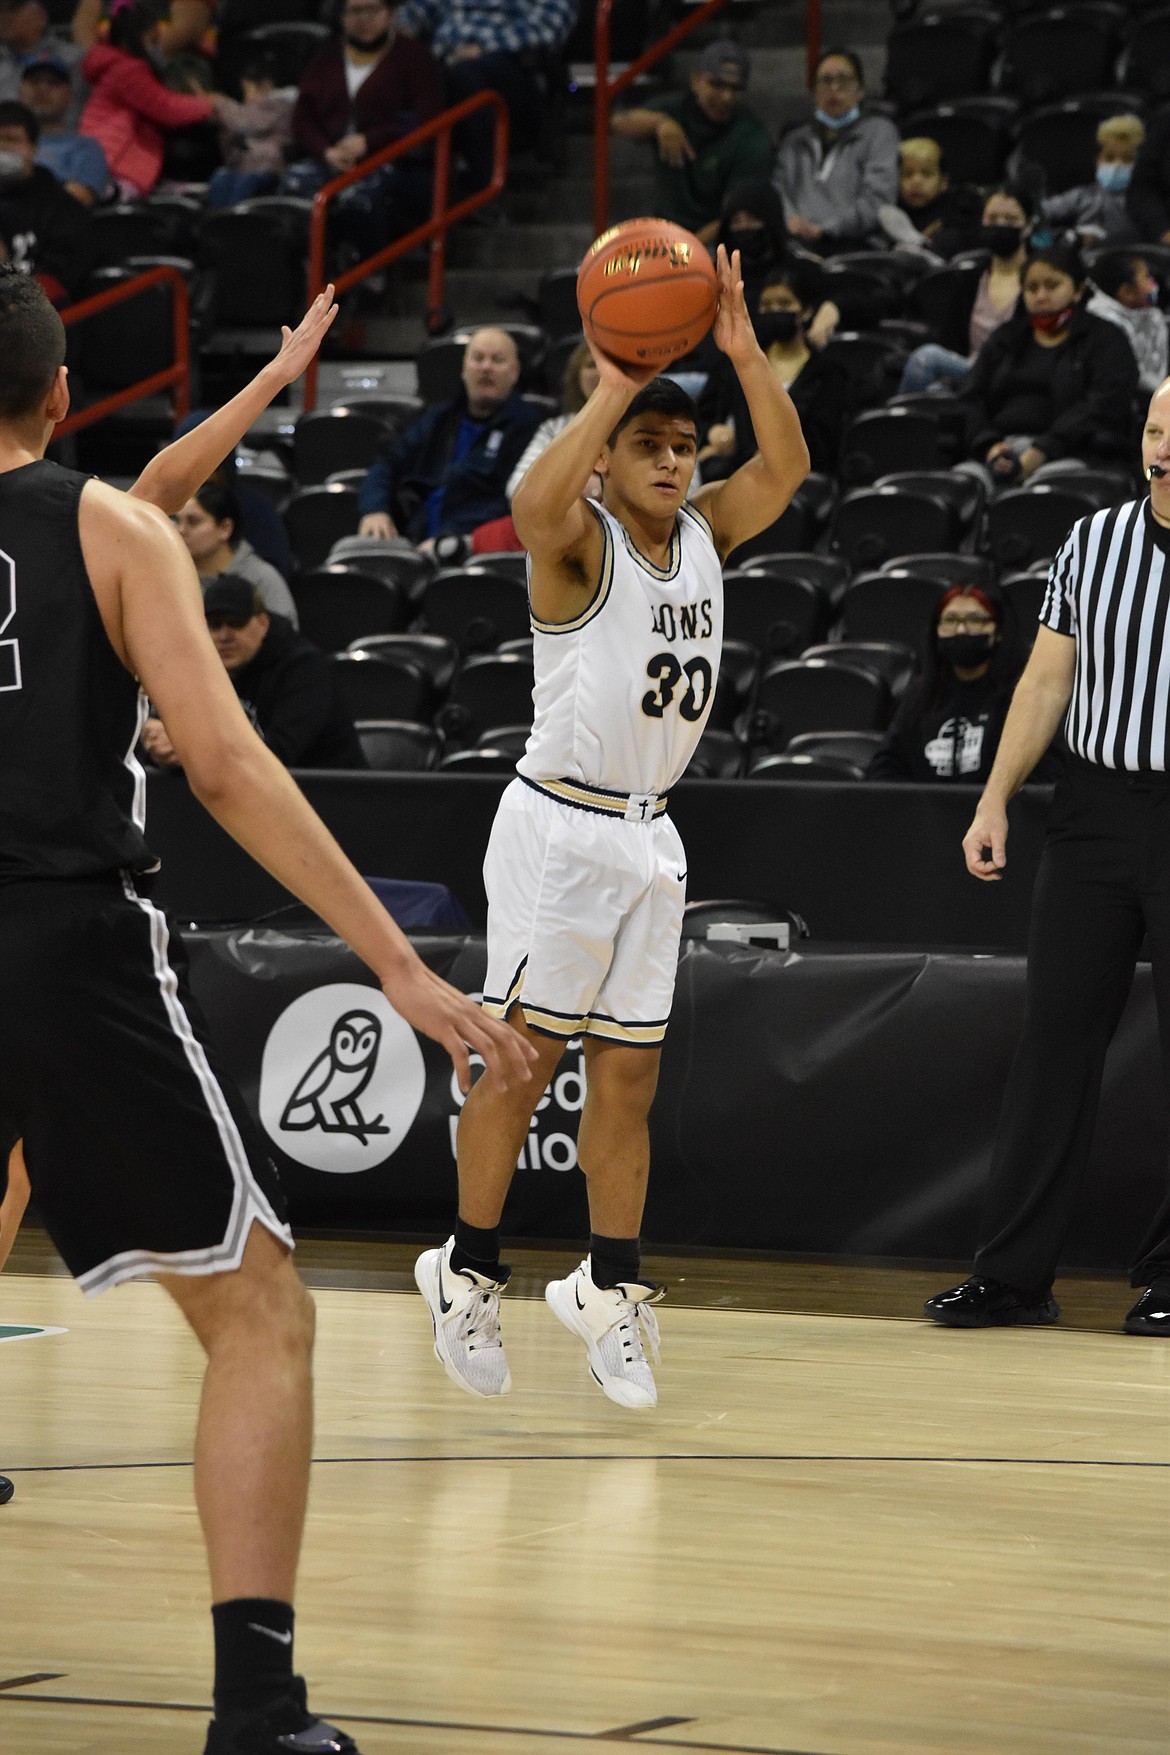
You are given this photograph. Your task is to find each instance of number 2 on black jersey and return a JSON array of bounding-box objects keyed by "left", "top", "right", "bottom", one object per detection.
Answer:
[
  {"left": 641, "top": 652, "right": 712, "bottom": 722},
  {"left": 0, "top": 551, "right": 21, "bottom": 693}
]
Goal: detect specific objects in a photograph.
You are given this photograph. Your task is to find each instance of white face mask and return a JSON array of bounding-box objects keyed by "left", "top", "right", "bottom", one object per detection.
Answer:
[
  {"left": 0, "top": 149, "right": 28, "bottom": 190},
  {"left": 814, "top": 104, "right": 860, "bottom": 131}
]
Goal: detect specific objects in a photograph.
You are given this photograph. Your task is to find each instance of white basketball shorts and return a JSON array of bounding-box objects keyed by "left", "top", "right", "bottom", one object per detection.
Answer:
[{"left": 482, "top": 778, "right": 687, "bottom": 1047}]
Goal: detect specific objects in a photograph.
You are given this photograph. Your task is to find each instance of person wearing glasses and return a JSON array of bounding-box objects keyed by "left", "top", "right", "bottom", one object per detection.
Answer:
[
  {"left": 866, "top": 584, "right": 1063, "bottom": 783},
  {"left": 611, "top": 39, "right": 773, "bottom": 246},
  {"left": 773, "top": 46, "right": 899, "bottom": 254}
]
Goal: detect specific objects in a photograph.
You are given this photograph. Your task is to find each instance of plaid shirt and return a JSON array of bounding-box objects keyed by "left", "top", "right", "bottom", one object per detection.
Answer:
[{"left": 399, "top": 0, "right": 578, "bottom": 58}]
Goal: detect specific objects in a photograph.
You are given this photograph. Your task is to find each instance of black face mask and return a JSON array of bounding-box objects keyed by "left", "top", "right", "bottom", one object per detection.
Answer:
[
  {"left": 939, "top": 632, "right": 995, "bottom": 667},
  {"left": 979, "top": 223, "right": 1024, "bottom": 258},
  {"left": 727, "top": 226, "right": 771, "bottom": 265},
  {"left": 346, "top": 28, "right": 391, "bottom": 51},
  {"left": 756, "top": 310, "right": 801, "bottom": 347}
]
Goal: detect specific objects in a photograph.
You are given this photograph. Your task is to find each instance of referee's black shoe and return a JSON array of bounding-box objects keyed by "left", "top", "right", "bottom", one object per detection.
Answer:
[
  {"left": 924, "top": 1275, "right": 1060, "bottom": 1328},
  {"left": 204, "top": 1678, "right": 360, "bottom": 1754},
  {"left": 1123, "top": 1275, "right": 1170, "bottom": 1336},
  {"left": 0, "top": 1474, "right": 13, "bottom": 1504}
]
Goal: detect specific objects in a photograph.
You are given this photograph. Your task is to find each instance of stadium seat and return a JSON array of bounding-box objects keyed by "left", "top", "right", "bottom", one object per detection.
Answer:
[
  {"left": 802, "top": 640, "right": 918, "bottom": 695},
  {"left": 900, "top": 102, "right": 1011, "bottom": 184},
  {"left": 837, "top": 569, "right": 945, "bottom": 645},
  {"left": 1012, "top": 95, "right": 1142, "bottom": 194},
  {"left": 878, "top": 551, "right": 995, "bottom": 588},
  {"left": 708, "top": 639, "right": 760, "bottom": 732},
  {"left": 1002, "top": 5, "right": 1126, "bottom": 108},
  {"left": 985, "top": 483, "right": 1103, "bottom": 569},
  {"left": 198, "top": 198, "right": 310, "bottom": 328},
  {"left": 747, "top": 752, "right": 867, "bottom": 781},
  {"left": 355, "top": 720, "right": 442, "bottom": 772},
  {"left": 331, "top": 653, "right": 433, "bottom": 722},
  {"left": 819, "top": 332, "right": 909, "bottom": 407},
  {"left": 419, "top": 568, "right": 532, "bottom": 652},
  {"left": 873, "top": 469, "right": 985, "bottom": 537},
  {"left": 66, "top": 265, "right": 181, "bottom": 397},
  {"left": 292, "top": 409, "right": 392, "bottom": 486},
  {"left": 1122, "top": 8, "right": 1170, "bottom": 103},
  {"left": 144, "top": 193, "right": 203, "bottom": 259},
  {"left": 999, "top": 571, "right": 1051, "bottom": 645},
  {"left": 786, "top": 729, "right": 886, "bottom": 767},
  {"left": 538, "top": 267, "right": 582, "bottom": 339},
  {"left": 722, "top": 569, "right": 831, "bottom": 657},
  {"left": 884, "top": 10, "right": 1001, "bottom": 110},
  {"left": 217, "top": 0, "right": 320, "bottom": 32},
  {"left": 542, "top": 332, "right": 585, "bottom": 398},
  {"left": 476, "top": 724, "right": 531, "bottom": 758},
  {"left": 817, "top": 262, "right": 905, "bottom": 330},
  {"left": 437, "top": 748, "right": 519, "bottom": 774},
  {"left": 738, "top": 552, "right": 852, "bottom": 605},
  {"left": 347, "top": 632, "right": 458, "bottom": 691},
  {"left": 471, "top": 551, "right": 529, "bottom": 584},
  {"left": 686, "top": 728, "right": 745, "bottom": 778},
  {"left": 328, "top": 392, "right": 424, "bottom": 432},
  {"left": 283, "top": 484, "right": 361, "bottom": 572},
  {"left": 215, "top": 21, "right": 331, "bottom": 93},
  {"left": 750, "top": 658, "right": 892, "bottom": 753},
  {"left": 725, "top": 495, "right": 815, "bottom": 565},
  {"left": 840, "top": 408, "right": 951, "bottom": 486},
  {"left": 90, "top": 203, "right": 179, "bottom": 269},
  {"left": 326, "top": 536, "right": 433, "bottom": 595},
  {"left": 830, "top": 486, "right": 959, "bottom": 569},
  {"left": 438, "top": 652, "right": 536, "bottom": 744},
  {"left": 290, "top": 566, "right": 406, "bottom": 652}
]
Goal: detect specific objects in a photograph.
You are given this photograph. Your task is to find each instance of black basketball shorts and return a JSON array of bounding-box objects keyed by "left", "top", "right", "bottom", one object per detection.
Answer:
[{"left": 0, "top": 875, "right": 291, "bottom": 1294}]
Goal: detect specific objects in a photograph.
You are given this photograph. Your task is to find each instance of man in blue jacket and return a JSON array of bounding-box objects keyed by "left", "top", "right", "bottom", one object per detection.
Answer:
[{"left": 357, "top": 327, "right": 540, "bottom": 549}]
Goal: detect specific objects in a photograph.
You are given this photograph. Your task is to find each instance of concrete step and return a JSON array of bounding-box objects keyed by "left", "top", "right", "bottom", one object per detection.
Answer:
[{"left": 449, "top": 220, "right": 596, "bottom": 271}]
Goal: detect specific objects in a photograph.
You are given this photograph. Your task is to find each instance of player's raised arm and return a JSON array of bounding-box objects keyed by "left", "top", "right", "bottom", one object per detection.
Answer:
[
  {"left": 692, "top": 247, "right": 810, "bottom": 561},
  {"left": 128, "top": 288, "right": 339, "bottom": 515}
]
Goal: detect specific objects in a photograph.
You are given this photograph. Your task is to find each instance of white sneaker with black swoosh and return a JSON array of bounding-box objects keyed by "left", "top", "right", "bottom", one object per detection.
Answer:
[
  {"left": 545, "top": 1258, "right": 663, "bottom": 1408},
  {"left": 414, "top": 1236, "right": 512, "bottom": 1397}
]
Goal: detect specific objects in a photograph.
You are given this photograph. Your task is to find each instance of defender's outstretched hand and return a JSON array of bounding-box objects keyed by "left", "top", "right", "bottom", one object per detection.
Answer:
[
  {"left": 710, "top": 246, "right": 758, "bottom": 367},
  {"left": 380, "top": 961, "right": 538, "bottom": 1096},
  {"left": 270, "top": 286, "right": 340, "bottom": 389}
]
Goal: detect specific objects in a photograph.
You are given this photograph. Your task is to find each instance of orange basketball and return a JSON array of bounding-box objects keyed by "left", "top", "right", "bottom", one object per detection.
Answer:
[{"left": 576, "top": 217, "right": 718, "bottom": 368}]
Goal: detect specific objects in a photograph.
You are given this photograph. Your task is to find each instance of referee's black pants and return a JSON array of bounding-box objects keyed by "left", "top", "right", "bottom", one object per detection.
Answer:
[{"left": 975, "top": 758, "right": 1170, "bottom": 1293}]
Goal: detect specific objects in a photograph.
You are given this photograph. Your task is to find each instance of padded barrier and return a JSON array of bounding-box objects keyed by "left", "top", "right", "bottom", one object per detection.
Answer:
[{"left": 183, "top": 932, "right": 1166, "bottom": 1273}]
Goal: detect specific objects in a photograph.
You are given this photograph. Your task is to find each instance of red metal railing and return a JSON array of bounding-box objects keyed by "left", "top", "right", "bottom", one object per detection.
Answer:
[
  {"left": 304, "top": 90, "right": 509, "bottom": 413},
  {"left": 593, "top": 0, "right": 823, "bottom": 237},
  {"left": 56, "top": 264, "right": 191, "bottom": 438}
]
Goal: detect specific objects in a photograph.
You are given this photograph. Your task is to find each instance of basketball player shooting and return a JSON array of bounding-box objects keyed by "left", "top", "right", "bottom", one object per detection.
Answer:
[
  {"left": 414, "top": 245, "right": 810, "bottom": 1409},
  {"left": 0, "top": 265, "right": 535, "bottom": 1754}
]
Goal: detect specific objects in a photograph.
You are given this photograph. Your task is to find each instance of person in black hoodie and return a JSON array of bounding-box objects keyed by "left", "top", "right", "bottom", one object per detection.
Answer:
[
  {"left": 714, "top": 177, "right": 840, "bottom": 346},
  {"left": 142, "top": 578, "right": 366, "bottom": 771},
  {"left": 0, "top": 98, "right": 90, "bottom": 304},
  {"left": 957, "top": 235, "right": 1139, "bottom": 488},
  {"left": 867, "top": 583, "right": 1063, "bottom": 783},
  {"left": 699, "top": 259, "right": 849, "bottom": 476}
]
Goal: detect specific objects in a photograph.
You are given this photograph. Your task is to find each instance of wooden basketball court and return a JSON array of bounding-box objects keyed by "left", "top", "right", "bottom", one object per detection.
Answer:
[{"left": 1, "top": 1235, "right": 1167, "bottom": 1754}]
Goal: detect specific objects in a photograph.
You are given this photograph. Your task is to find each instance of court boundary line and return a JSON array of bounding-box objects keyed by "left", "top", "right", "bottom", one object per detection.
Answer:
[{"left": 4, "top": 1452, "right": 1167, "bottom": 1474}]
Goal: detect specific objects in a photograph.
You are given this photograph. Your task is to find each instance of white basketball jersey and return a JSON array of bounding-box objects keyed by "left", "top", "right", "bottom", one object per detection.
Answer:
[{"left": 517, "top": 499, "right": 724, "bottom": 797}]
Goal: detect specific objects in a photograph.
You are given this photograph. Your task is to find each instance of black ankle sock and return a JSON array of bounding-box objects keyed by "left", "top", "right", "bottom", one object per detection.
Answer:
[
  {"left": 212, "top": 1598, "right": 295, "bottom": 1720},
  {"left": 451, "top": 1216, "right": 501, "bottom": 1280},
  {"left": 589, "top": 1233, "right": 641, "bottom": 1289}
]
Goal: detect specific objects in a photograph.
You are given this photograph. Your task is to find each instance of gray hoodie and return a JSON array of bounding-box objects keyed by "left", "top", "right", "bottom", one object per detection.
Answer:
[{"left": 774, "top": 113, "right": 899, "bottom": 247}]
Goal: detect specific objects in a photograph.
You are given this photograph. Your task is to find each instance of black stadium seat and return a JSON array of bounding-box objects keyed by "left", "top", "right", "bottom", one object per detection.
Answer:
[
  {"left": 901, "top": 102, "right": 1011, "bottom": 184},
  {"left": 476, "top": 724, "right": 531, "bottom": 758},
  {"left": 347, "top": 633, "right": 458, "bottom": 691},
  {"left": 1002, "top": 5, "right": 1126, "bottom": 108},
  {"left": 437, "top": 748, "right": 518, "bottom": 774},
  {"left": 837, "top": 570, "right": 944, "bottom": 646},
  {"left": 198, "top": 198, "right": 310, "bottom": 328},
  {"left": 786, "top": 729, "right": 886, "bottom": 767},
  {"left": 750, "top": 658, "right": 892, "bottom": 753},
  {"left": 830, "top": 486, "right": 959, "bottom": 569},
  {"left": 293, "top": 409, "right": 393, "bottom": 486},
  {"left": 419, "top": 568, "right": 531, "bottom": 652},
  {"left": 355, "top": 720, "right": 442, "bottom": 772},
  {"left": 290, "top": 567, "right": 407, "bottom": 652},
  {"left": 215, "top": 21, "right": 331, "bottom": 92},
  {"left": 873, "top": 470, "right": 985, "bottom": 537},
  {"left": 721, "top": 569, "right": 831, "bottom": 658},
  {"left": 1012, "top": 96, "right": 1142, "bottom": 194},
  {"left": 985, "top": 484, "right": 1102, "bottom": 569},
  {"left": 326, "top": 537, "right": 434, "bottom": 595},
  {"left": 884, "top": 10, "right": 1000, "bottom": 110},
  {"left": 90, "top": 203, "right": 179, "bottom": 268},
  {"left": 282, "top": 484, "right": 360, "bottom": 572},
  {"left": 1122, "top": 8, "right": 1170, "bottom": 104},
  {"left": 438, "top": 653, "right": 535, "bottom": 745},
  {"left": 999, "top": 571, "right": 1051, "bottom": 646},
  {"left": 686, "top": 729, "right": 745, "bottom": 779},
  {"left": 747, "top": 752, "right": 867, "bottom": 781},
  {"left": 879, "top": 552, "right": 995, "bottom": 589},
  {"left": 740, "top": 552, "right": 852, "bottom": 605},
  {"left": 802, "top": 641, "right": 918, "bottom": 696},
  {"left": 539, "top": 267, "right": 583, "bottom": 340},
  {"left": 330, "top": 653, "right": 433, "bottom": 723},
  {"left": 839, "top": 409, "right": 950, "bottom": 486},
  {"left": 725, "top": 494, "right": 815, "bottom": 565}
]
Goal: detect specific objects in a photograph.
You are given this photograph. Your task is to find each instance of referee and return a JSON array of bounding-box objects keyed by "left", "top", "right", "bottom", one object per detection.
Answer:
[{"left": 927, "top": 376, "right": 1170, "bottom": 1336}]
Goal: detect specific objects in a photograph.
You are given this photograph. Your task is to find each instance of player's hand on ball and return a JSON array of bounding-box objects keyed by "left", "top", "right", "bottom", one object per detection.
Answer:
[
  {"left": 710, "top": 246, "right": 757, "bottom": 365},
  {"left": 380, "top": 962, "right": 538, "bottom": 1095},
  {"left": 584, "top": 331, "right": 659, "bottom": 393},
  {"left": 963, "top": 799, "right": 1008, "bottom": 881},
  {"left": 272, "top": 286, "right": 339, "bottom": 387}
]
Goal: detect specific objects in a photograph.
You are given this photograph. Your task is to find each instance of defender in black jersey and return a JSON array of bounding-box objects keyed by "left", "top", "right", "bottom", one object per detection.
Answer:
[{"left": 0, "top": 267, "right": 534, "bottom": 1753}]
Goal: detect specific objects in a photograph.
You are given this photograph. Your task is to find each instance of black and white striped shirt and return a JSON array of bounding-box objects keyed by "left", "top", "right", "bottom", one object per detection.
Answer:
[{"left": 1040, "top": 496, "right": 1170, "bottom": 772}]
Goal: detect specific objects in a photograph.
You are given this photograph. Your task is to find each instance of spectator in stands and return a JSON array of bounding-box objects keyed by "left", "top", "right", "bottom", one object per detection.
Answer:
[
  {"left": 79, "top": 0, "right": 227, "bottom": 199},
  {"left": 400, "top": 0, "right": 577, "bottom": 197},
  {"left": 698, "top": 260, "right": 849, "bottom": 477},
  {"left": 507, "top": 339, "right": 599, "bottom": 500},
  {"left": 1127, "top": 107, "right": 1170, "bottom": 245},
  {"left": 169, "top": 409, "right": 293, "bottom": 579},
  {"left": 175, "top": 477, "right": 299, "bottom": 627},
  {"left": 866, "top": 584, "right": 1061, "bottom": 783},
  {"left": 773, "top": 47, "right": 899, "bottom": 253},
  {"left": 0, "top": 99, "right": 91, "bottom": 302},
  {"left": 19, "top": 50, "right": 109, "bottom": 204},
  {"left": 1087, "top": 251, "right": 1167, "bottom": 395},
  {"left": 72, "top": 0, "right": 216, "bottom": 63},
  {"left": 358, "top": 325, "right": 541, "bottom": 549},
  {"left": 142, "top": 578, "right": 365, "bottom": 772},
  {"left": 957, "top": 236, "right": 1139, "bottom": 489},
  {"left": 1040, "top": 113, "right": 1143, "bottom": 246},
  {"left": 0, "top": 1, "right": 84, "bottom": 114},
  {"left": 206, "top": 49, "right": 293, "bottom": 210},
  {"left": 611, "top": 40, "right": 773, "bottom": 246},
  {"left": 879, "top": 136, "right": 981, "bottom": 259},
  {"left": 898, "top": 184, "right": 1032, "bottom": 393},
  {"left": 713, "top": 178, "right": 840, "bottom": 349},
  {"left": 284, "top": 0, "right": 443, "bottom": 264}
]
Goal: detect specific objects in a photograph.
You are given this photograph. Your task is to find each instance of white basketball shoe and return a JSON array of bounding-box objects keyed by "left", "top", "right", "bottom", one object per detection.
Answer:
[
  {"left": 414, "top": 1237, "right": 512, "bottom": 1397},
  {"left": 545, "top": 1258, "right": 664, "bottom": 1408}
]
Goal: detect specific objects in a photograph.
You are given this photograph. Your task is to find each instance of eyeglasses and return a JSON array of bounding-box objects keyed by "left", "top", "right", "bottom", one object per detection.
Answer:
[
  {"left": 815, "top": 72, "right": 859, "bottom": 88},
  {"left": 938, "top": 614, "right": 996, "bottom": 632}
]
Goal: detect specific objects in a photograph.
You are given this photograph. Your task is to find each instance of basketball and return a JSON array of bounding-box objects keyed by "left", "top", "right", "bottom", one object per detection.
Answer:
[{"left": 576, "top": 217, "right": 719, "bottom": 368}]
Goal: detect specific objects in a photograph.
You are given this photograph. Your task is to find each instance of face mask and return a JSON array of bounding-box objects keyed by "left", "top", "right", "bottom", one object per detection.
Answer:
[
  {"left": 1030, "top": 305, "right": 1074, "bottom": 335},
  {"left": 0, "top": 150, "right": 28, "bottom": 191},
  {"left": 814, "top": 105, "right": 860, "bottom": 131},
  {"left": 980, "top": 223, "right": 1023, "bottom": 258},
  {"left": 939, "top": 632, "right": 995, "bottom": 667},
  {"left": 346, "top": 28, "right": 390, "bottom": 51},
  {"left": 756, "top": 310, "right": 801, "bottom": 347},
  {"left": 1143, "top": 283, "right": 1160, "bottom": 306},
  {"left": 727, "top": 226, "right": 770, "bottom": 264},
  {"left": 1096, "top": 162, "right": 1132, "bottom": 193}
]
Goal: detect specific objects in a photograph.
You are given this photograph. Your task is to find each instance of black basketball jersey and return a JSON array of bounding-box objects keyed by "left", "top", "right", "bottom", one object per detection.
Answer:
[{"left": 0, "top": 459, "right": 154, "bottom": 883}]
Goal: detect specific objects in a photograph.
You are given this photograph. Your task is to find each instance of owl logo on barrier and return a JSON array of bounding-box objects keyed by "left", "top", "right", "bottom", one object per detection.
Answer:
[
  {"left": 280, "top": 1009, "right": 389, "bottom": 1146},
  {"left": 260, "top": 984, "right": 426, "bottom": 1174}
]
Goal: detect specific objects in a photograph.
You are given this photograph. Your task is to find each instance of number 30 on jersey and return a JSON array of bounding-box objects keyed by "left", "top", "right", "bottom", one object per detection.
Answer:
[
  {"left": 0, "top": 551, "right": 21, "bottom": 693},
  {"left": 641, "top": 652, "right": 713, "bottom": 722}
]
